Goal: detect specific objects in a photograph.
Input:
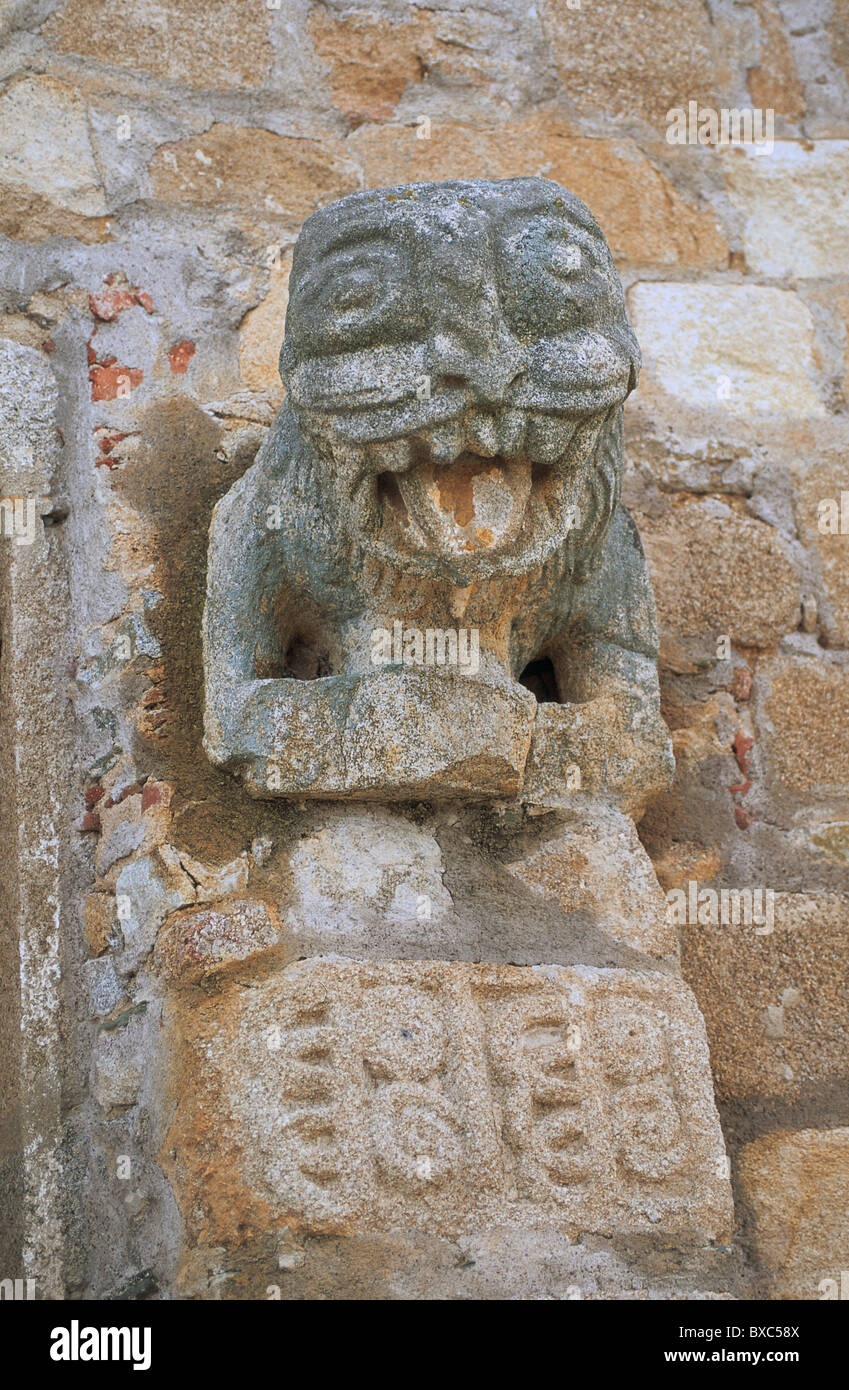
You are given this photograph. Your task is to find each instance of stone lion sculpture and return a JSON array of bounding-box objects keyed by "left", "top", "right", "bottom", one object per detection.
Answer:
[{"left": 203, "top": 177, "right": 672, "bottom": 813}]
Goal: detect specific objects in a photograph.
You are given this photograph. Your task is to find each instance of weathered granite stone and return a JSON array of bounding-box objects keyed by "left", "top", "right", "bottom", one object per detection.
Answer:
[
  {"left": 164, "top": 958, "right": 732, "bottom": 1246},
  {"left": 203, "top": 177, "right": 673, "bottom": 811},
  {"left": 739, "top": 1129, "right": 849, "bottom": 1299},
  {"left": 502, "top": 799, "right": 677, "bottom": 959}
]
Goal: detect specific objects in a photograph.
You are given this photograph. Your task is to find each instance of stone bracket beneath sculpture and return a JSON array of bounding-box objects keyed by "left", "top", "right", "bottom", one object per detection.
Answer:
[
  {"left": 205, "top": 670, "right": 671, "bottom": 816},
  {"left": 163, "top": 958, "right": 733, "bottom": 1247},
  {"left": 209, "top": 670, "right": 536, "bottom": 801}
]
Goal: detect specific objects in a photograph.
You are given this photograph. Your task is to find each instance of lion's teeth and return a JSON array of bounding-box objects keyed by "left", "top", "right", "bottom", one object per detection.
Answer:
[{"left": 525, "top": 414, "right": 578, "bottom": 463}]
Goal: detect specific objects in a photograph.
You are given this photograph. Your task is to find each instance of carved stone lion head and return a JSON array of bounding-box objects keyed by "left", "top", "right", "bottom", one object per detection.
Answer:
[{"left": 279, "top": 177, "right": 640, "bottom": 586}]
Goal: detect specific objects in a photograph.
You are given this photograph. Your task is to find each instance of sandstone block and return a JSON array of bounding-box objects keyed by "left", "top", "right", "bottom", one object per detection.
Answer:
[
  {"left": 746, "top": 0, "right": 805, "bottom": 118},
  {"left": 640, "top": 498, "right": 801, "bottom": 648},
  {"left": 503, "top": 801, "right": 677, "bottom": 958},
  {"left": 540, "top": 0, "right": 724, "bottom": 125},
  {"left": 155, "top": 899, "right": 280, "bottom": 985},
  {"left": 0, "top": 76, "right": 108, "bottom": 221},
  {"left": 722, "top": 142, "right": 849, "bottom": 279},
  {"left": 629, "top": 284, "right": 825, "bottom": 419},
  {"left": 239, "top": 253, "right": 291, "bottom": 396},
  {"left": 682, "top": 893, "right": 849, "bottom": 1105},
  {"left": 308, "top": 9, "right": 430, "bottom": 119},
  {"left": 759, "top": 655, "right": 849, "bottom": 798},
  {"left": 739, "top": 1129, "right": 849, "bottom": 1299},
  {"left": 43, "top": 0, "right": 273, "bottom": 90},
  {"left": 787, "top": 448, "right": 849, "bottom": 648},
  {"left": 149, "top": 126, "right": 360, "bottom": 221}
]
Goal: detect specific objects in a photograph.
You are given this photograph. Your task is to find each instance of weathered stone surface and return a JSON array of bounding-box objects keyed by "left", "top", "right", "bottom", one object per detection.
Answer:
[
  {"left": 178, "top": 1224, "right": 738, "bottom": 1300},
  {"left": 629, "top": 284, "right": 826, "bottom": 419},
  {"left": 682, "top": 893, "right": 849, "bottom": 1105},
  {"left": 283, "top": 808, "right": 455, "bottom": 947},
  {"left": 43, "top": 0, "right": 274, "bottom": 90},
  {"left": 523, "top": 686, "right": 673, "bottom": 820},
  {"left": 214, "top": 670, "right": 537, "bottom": 801},
  {"left": 503, "top": 802, "right": 677, "bottom": 958},
  {"left": 787, "top": 448, "right": 849, "bottom": 647},
  {"left": 308, "top": 8, "right": 430, "bottom": 119},
  {"left": 540, "top": 0, "right": 724, "bottom": 125},
  {"left": 113, "top": 851, "right": 194, "bottom": 976},
  {"left": 155, "top": 899, "right": 280, "bottom": 984},
  {"left": 164, "top": 959, "right": 732, "bottom": 1244},
  {"left": 0, "top": 76, "right": 108, "bottom": 223},
  {"left": 94, "top": 1008, "right": 148, "bottom": 1110},
  {"left": 239, "top": 252, "right": 291, "bottom": 396},
  {"left": 148, "top": 126, "right": 360, "bottom": 221},
  {"left": 84, "top": 894, "right": 113, "bottom": 957},
  {"left": 746, "top": 0, "right": 806, "bottom": 118},
  {"left": 309, "top": 5, "right": 554, "bottom": 119},
  {"left": 759, "top": 655, "right": 849, "bottom": 799},
  {"left": 203, "top": 177, "right": 671, "bottom": 809},
  {"left": 0, "top": 340, "right": 68, "bottom": 1297},
  {"left": 263, "top": 804, "right": 674, "bottom": 969},
  {"left": 350, "top": 123, "right": 728, "bottom": 267},
  {"left": 739, "top": 1129, "right": 849, "bottom": 1299},
  {"left": 722, "top": 142, "right": 849, "bottom": 279},
  {"left": 640, "top": 498, "right": 802, "bottom": 648}
]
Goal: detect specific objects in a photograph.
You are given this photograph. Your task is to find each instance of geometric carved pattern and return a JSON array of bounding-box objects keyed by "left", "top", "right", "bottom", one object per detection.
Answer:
[{"left": 177, "top": 961, "right": 732, "bottom": 1242}]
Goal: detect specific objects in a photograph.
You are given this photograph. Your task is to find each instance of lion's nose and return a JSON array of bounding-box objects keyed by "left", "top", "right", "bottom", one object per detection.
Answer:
[{"left": 432, "top": 323, "right": 525, "bottom": 406}]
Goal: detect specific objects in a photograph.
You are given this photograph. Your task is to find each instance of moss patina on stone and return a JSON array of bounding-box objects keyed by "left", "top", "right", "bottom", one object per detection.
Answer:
[{"left": 203, "top": 177, "right": 672, "bottom": 812}]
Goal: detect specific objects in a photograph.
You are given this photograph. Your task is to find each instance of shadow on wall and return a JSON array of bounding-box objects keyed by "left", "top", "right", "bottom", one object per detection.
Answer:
[{"left": 121, "top": 396, "right": 272, "bottom": 862}]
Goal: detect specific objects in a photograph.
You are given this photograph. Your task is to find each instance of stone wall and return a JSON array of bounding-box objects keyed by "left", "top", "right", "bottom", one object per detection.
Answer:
[{"left": 1, "top": 0, "right": 847, "bottom": 1300}]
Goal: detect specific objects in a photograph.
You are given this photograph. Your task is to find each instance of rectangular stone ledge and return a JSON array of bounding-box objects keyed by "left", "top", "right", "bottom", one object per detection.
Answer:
[
  {"left": 164, "top": 959, "right": 733, "bottom": 1248},
  {"left": 211, "top": 670, "right": 536, "bottom": 800}
]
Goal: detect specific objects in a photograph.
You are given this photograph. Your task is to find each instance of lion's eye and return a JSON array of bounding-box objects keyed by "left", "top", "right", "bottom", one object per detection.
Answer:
[
  {"left": 546, "top": 242, "right": 584, "bottom": 278},
  {"left": 329, "top": 269, "right": 384, "bottom": 312},
  {"left": 289, "top": 244, "right": 419, "bottom": 352},
  {"left": 496, "top": 216, "right": 610, "bottom": 337}
]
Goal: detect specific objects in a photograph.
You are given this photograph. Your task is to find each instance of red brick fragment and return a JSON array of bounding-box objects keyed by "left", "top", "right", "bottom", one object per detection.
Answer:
[
  {"left": 732, "top": 730, "right": 754, "bottom": 776},
  {"left": 730, "top": 667, "right": 753, "bottom": 702},
  {"left": 89, "top": 286, "right": 137, "bottom": 321},
  {"left": 168, "top": 340, "right": 195, "bottom": 374},
  {"left": 141, "top": 781, "right": 171, "bottom": 812},
  {"left": 90, "top": 364, "right": 143, "bottom": 402}
]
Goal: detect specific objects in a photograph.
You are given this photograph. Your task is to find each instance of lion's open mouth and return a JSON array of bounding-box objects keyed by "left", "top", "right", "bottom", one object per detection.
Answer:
[
  {"left": 383, "top": 452, "right": 535, "bottom": 553},
  {"left": 318, "top": 406, "right": 614, "bottom": 580},
  {"left": 371, "top": 414, "right": 584, "bottom": 558}
]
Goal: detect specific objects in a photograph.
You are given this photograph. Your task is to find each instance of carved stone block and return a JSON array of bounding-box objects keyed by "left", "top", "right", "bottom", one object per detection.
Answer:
[{"left": 164, "top": 960, "right": 732, "bottom": 1245}]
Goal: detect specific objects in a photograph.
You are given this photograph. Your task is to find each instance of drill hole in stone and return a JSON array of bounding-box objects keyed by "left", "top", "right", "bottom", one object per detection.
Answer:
[{"left": 519, "top": 656, "right": 559, "bottom": 703}]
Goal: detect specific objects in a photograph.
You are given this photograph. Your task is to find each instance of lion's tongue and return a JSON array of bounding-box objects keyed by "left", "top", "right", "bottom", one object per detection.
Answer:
[{"left": 395, "top": 454, "right": 533, "bottom": 552}]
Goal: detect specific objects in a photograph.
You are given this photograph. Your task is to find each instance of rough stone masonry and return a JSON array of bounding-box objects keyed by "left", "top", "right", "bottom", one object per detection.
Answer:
[{"left": 0, "top": 0, "right": 848, "bottom": 1303}]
